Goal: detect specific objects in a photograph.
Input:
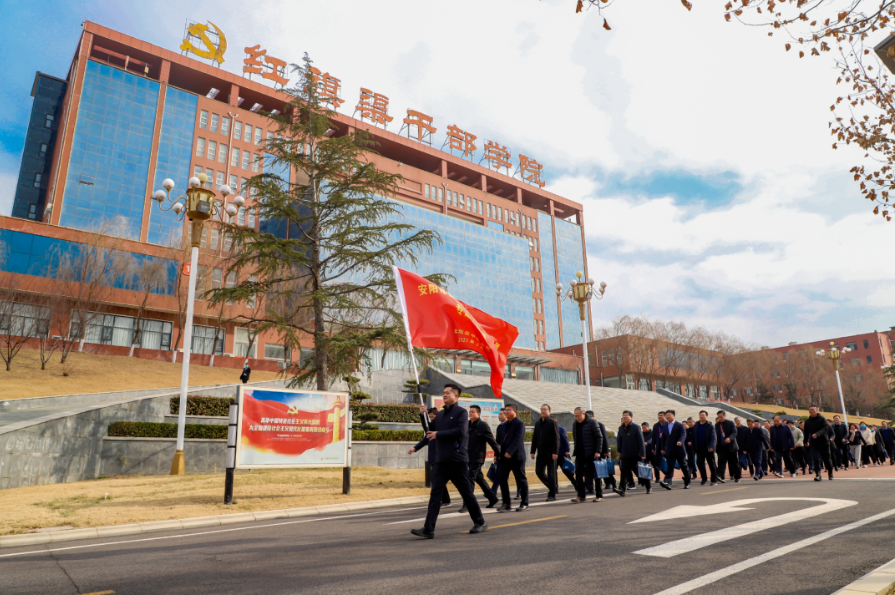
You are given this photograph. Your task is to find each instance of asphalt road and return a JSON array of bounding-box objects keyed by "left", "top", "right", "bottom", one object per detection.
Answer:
[{"left": 2, "top": 478, "right": 894, "bottom": 595}]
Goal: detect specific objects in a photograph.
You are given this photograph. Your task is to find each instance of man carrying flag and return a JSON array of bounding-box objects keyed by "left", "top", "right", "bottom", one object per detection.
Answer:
[{"left": 393, "top": 267, "right": 519, "bottom": 538}]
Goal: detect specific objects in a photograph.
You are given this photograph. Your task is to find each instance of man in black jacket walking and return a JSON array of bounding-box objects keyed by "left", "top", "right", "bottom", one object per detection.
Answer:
[
  {"left": 804, "top": 406, "right": 835, "bottom": 481},
  {"left": 659, "top": 410, "right": 691, "bottom": 490},
  {"left": 613, "top": 410, "right": 650, "bottom": 496},
  {"left": 410, "top": 384, "right": 487, "bottom": 539},
  {"left": 568, "top": 407, "right": 604, "bottom": 502},
  {"left": 832, "top": 415, "right": 849, "bottom": 470},
  {"left": 461, "top": 404, "right": 499, "bottom": 512},
  {"left": 410, "top": 408, "right": 450, "bottom": 507},
  {"left": 746, "top": 419, "right": 769, "bottom": 480},
  {"left": 530, "top": 404, "right": 560, "bottom": 501},
  {"left": 496, "top": 404, "right": 529, "bottom": 512},
  {"left": 715, "top": 411, "right": 740, "bottom": 482},
  {"left": 694, "top": 410, "right": 720, "bottom": 486},
  {"left": 588, "top": 411, "right": 618, "bottom": 491}
]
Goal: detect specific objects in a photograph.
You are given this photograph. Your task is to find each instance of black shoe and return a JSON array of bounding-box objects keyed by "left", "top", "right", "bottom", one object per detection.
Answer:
[
  {"left": 513, "top": 495, "right": 521, "bottom": 500},
  {"left": 701, "top": 479, "right": 707, "bottom": 486},
  {"left": 628, "top": 484, "right": 636, "bottom": 490},
  {"left": 828, "top": 473, "right": 834, "bottom": 481},
  {"left": 814, "top": 475, "right": 822, "bottom": 482},
  {"left": 613, "top": 488, "right": 626, "bottom": 497},
  {"left": 753, "top": 475, "right": 760, "bottom": 481},
  {"left": 683, "top": 484, "right": 691, "bottom": 489},
  {"left": 570, "top": 496, "right": 586, "bottom": 503},
  {"left": 545, "top": 496, "right": 556, "bottom": 502},
  {"left": 411, "top": 528, "right": 434, "bottom": 539},
  {"left": 646, "top": 488, "right": 652, "bottom": 494},
  {"left": 469, "top": 522, "right": 488, "bottom": 534},
  {"left": 485, "top": 500, "right": 499, "bottom": 508},
  {"left": 441, "top": 502, "right": 452, "bottom": 508},
  {"left": 659, "top": 481, "right": 671, "bottom": 490},
  {"left": 496, "top": 504, "right": 512, "bottom": 512},
  {"left": 710, "top": 482, "right": 718, "bottom": 486},
  {"left": 458, "top": 506, "right": 468, "bottom": 514},
  {"left": 735, "top": 478, "right": 740, "bottom": 483},
  {"left": 515, "top": 504, "right": 529, "bottom": 512},
  {"left": 717, "top": 478, "right": 726, "bottom": 483}
]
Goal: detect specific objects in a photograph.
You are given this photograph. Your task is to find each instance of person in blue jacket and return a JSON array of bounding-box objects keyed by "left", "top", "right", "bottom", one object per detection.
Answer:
[
  {"left": 659, "top": 410, "right": 691, "bottom": 490},
  {"left": 693, "top": 410, "right": 719, "bottom": 486},
  {"left": 555, "top": 416, "right": 577, "bottom": 488},
  {"left": 768, "top": 415, "right": 797, "bottom": 477},
  {"left": 495, "top": 404, "right": 529, "bottom": 512},
  {"left": 612, "top": 409, "right": 650, "bottom": 496}
]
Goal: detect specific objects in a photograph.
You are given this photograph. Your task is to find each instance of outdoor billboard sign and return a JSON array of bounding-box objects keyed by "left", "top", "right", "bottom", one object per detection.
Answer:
[{"left": 235, "top": 386, "right": 349, "bottom": 469}]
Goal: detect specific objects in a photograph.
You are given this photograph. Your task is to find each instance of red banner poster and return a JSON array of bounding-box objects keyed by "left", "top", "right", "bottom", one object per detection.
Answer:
[{"left": 394, "top": 267, "right": 519, "bottom": 398}]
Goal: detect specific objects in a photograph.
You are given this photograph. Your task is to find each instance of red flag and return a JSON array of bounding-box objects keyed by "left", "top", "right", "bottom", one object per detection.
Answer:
[{"left": 394, "top": 267, "right": 519, "bottom": 398}]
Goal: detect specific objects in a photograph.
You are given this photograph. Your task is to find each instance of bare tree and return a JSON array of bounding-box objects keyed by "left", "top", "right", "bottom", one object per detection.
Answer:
[
  {"left": 121, "top": 255, "right": 171, "bottom": 357},
  {"left": 0, "top": 277, "right": 39, "bottom": 371},
  {"left": 53, "top": 219, "right": 127, "bottom": 362},
  {"left": 33, "top": 291, "right": 65, "bottom": 370}
]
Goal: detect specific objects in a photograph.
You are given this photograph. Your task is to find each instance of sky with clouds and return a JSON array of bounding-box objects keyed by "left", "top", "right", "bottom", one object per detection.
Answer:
[{"left": 0, "top": 0, "right": 892, "bottom": 347}]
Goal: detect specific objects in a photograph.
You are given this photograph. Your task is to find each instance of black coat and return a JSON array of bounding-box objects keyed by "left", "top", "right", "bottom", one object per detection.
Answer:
[
  {"left": 468, "top": 419, "right": 499, "bottom": 466},
  {"left": 694, "top": 421, "right": 717, "bottom": 452},
  {"left": 616, "top": 422, "right": 646, "bottom": 458},
  {"left": 500, "top": 417, "right": 526, "bottom": 461},
  {"left": 735, "top": 425, "right": 749, "bottom": 450},
  {"left": 597, "top": 420, "right": 611, "bottom": 457},
  {"left": 833, "top": 423, "right": 849, "bottom": 445},
  {"left": 769, "top": 423, "right": 795, "bottom": 451},
  {"left": 664, "top": 420, "right": 688, "bottom": 458},
  {"left": 530, "top": 417, "right": 560, "bottom": 457},
  {"left": 684, "top": 425, "right": 696, "bottom": 455},
  {"left": 573, "top": 418, "right": 603, "bottom": 458},
  {"left": 746, "top": 426, "right": 769, "bottom": 453},
  {"left": 652, "top": 422, "right": 668, "bottom": 455},
  {"left": 715, "top": 420, "right": 738, "bottom": 452},
  {"left": 426, "top": 403, "right": 471, "bottom": 463},
  {"left": 803, "top": 415, "right": 832, "bottom": 445}
]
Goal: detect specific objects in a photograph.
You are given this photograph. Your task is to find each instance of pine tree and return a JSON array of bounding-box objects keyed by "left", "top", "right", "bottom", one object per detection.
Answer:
[
  {"left": 210, "top": 54, "right": 449, "bottom": 390},
  {"left": 344, "top": 375, "right": 379, "bottom": 430}
]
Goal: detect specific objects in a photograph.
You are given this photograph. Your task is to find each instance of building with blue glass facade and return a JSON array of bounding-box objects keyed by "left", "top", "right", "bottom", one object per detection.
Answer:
[{"left": 1, "top": 20, "right": 591, "bottom": 381}]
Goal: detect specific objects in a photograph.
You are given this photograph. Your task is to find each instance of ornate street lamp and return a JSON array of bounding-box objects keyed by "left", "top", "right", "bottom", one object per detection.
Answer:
[
  {"left": 152, "top": 172, "right": 244, "bottom": 474},
  {"left": 556, "top": 271, "right": 606, "bottom": 411},
  {"left": 815, "top": 341, "right": 852, "bottom": 425}
]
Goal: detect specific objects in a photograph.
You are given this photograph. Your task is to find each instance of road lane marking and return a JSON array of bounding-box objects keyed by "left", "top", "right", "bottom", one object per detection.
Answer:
[
  {"left": 634, "top": 498, "right": 856, "bottom": 557},
  {"left": 701, "top": 487, "right": 749, "bottom": 495},
  {"left": 385, "top": 499, "right": 566, "bottom": 525},
  {"left": 460, "top": 515, "right": 566, "bottom": 533},
  {"left": 652, "top": 507, "right": 895, "bottom": 595},
  {"left": 0, "top": 506, "right": 429, "bottom": 559},
  {"left": 82, "top": 591, "right": 115, "bottom": 595}
]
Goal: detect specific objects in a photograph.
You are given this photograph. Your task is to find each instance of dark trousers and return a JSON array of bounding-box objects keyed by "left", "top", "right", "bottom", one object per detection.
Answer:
[
  {"left": 619, "top": 456, "right": 649, "bottom": 492},
  {"left": 469, "top": 462, "right": 497, "bottom": 504},
  {"left": 603, "top": 460, "right": 617, "bottom": 489},
  {"left": 696, "top": 450, "right": 718, "bottom": 482},
  {"left": 885, "top": 442, "right": 895, "bottom": 463},
  {"left": 424, "top": 461, "right": 483, "bottom": 531},
  {"left": 772, "top": 449, "right": 796, "bottom": 475},
  {"left": 810, "top": 443, "right": 834, "bottom": 475},
  {"left": 749, "top": 450, "right": 764, "bottom": 478},
  {"left": 792, "top": 446, "right": 807, "bottom": 472},
  {"left": 534, "top": 453, "right": 558, "bottom": 497},
  {"left": 575, "top": 455, "right": 602, "bottom": 498},
  {"left": 498, "top": 457, "right": 529, "bottom": 506},
  {"left": 830, "top": 444, "right": 842, "bottom": 469},
  {"left": 838, "top": 442, "right": 852, "bottom": 468},
  {"left": 761, "top": 449, "right": 770, "bottom": 474},
  {"left": 688, "top": 452, "right": 697, "bottom": 478},
  {"left": 717, "top": 448, "right": 741, "bottom": 481},
  {"left": 663, "top": 451, "right": 691, "bottom": 485}
]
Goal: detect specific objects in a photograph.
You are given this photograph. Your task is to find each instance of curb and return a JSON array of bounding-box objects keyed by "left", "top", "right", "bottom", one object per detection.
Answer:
[
  {"left": 833, "top": 555, "right": 895, "bottom": 595},
  {"left": 0, "top": 494, "right": 432, "bottom": 549}
]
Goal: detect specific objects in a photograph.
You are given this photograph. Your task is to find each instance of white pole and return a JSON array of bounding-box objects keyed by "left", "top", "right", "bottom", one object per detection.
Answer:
[
  {"left": 171, "top": 243, "right": 199, "bottom": 474},
  {"left": 581, "top": 312, "right": 592, "bottom": 411},
  {"left": 393, "top": 266, "right": 428, "bottom": 431},
  {"left": 834, "top": 368, "right": 848, "bottom": 425}
]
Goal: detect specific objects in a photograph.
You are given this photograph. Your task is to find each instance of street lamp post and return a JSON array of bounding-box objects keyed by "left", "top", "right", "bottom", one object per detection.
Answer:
[
  {"left": 556, "top": 271, "right": 606, "bottom": 411},
  {"left": 815, "top": 341, "right": 852, "bottom": 425},
  {"left": 152, "top": 172, "right": 243, "bottom": 474}
]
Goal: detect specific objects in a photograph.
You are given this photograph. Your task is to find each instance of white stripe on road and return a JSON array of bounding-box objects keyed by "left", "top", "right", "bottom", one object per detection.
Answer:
[
  {"left": 384, "top": 498, "right": 567, "bottom": 525},
  {"left": 652, "top": 507, "right": 895, "bottom": 595},
  {"left": 635, "top": 498, "right": 856, "bottom": 557},
  {"left": 0, "top": 506, "right": 428, "bottom": 559}
]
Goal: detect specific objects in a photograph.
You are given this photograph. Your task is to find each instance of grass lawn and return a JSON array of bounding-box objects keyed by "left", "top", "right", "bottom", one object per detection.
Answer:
[
  {"left": 1, "top": 348, "right": 282, "bottom": 400},
  {"left": 742, "top": 403, "right": 891, "bottom": 426}
]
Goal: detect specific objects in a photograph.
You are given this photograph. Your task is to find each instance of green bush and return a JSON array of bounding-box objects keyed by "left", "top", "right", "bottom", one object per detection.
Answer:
[
  {"left": 775, "top": 411, "right": 787, "bottom": 416},
  {"left": 170, "top": 396, "right": 234, "bottom": 416},
  {"left": 108, "top": 421, "right": 227, "bottom": 439},
  {"left": 350, "top": 403, "right": 421, "bottom": 423},
  {"left": 517, "top": 410, "right": 531, "bottom": 424}
]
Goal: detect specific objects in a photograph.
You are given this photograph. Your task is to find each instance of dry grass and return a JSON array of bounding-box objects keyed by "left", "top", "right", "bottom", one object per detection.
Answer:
[
  {"left": 0, "top": 468, "right": 428, "bottom": 535},
  {"left": 1, "top": 348, "right": 281, "bottom": 400},
  {"left": 744, "top": 403, "right": 891, "bottom": 425},
  {"left": 0, "top": 466, "right": 535, "bottom": 535}
]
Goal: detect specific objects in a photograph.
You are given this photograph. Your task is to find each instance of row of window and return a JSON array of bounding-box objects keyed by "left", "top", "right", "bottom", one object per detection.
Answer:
[
  {"left": 199, "top": 111, "right": 262, "bottom": 144},
  {"left": 529, "top": 256, "right": 540, "bottom": 273},
  {"left": 196, "top": 137, "right": 262, "bottom": 174},
  {"left": 532, "top": 297, "right": 543, "bottom": 315},
  {"left": 530, "top": 277, "right": 542, "bottom": 294},
  {"left": 192, "top": 166, "right": 259, "bottom": 213},
  {"left": 422, "top": 183, "right": 540, "bottom": 234}
]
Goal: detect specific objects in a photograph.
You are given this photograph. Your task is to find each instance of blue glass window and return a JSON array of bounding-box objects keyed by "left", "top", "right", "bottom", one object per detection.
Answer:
[
  {"left": 59, "top": 61, "right": 160, "bottom": 239},
  {"left": 554, "top": 217, "right": 591, "bottom": 347},
  {"left": 538, "top": 213, "right": 562, "bottom": 350}
]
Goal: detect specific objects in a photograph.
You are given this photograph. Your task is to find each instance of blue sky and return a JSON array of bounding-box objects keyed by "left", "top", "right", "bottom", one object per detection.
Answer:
[{"left": 2, "top": 0, "right": 894, "bottom": 347}]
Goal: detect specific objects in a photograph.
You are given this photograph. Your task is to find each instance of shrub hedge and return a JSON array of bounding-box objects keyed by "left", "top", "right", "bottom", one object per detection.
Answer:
[
  {"left": 350, "top": 403, "right": 421, "bottom": 423},
  {"left": 170, "top": 396, "right": 234, "bottom": 416},
  {"left": 353, "top": 430, "right": 425, "bottom": 441},
  {"left": 108, "top": 421, "right": 227, "bottom": 440}
]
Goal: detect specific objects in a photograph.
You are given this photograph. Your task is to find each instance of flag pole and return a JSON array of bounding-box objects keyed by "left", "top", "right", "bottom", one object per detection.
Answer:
[{"left": 393, "top": 266, "right": 428, "bottom": 432}]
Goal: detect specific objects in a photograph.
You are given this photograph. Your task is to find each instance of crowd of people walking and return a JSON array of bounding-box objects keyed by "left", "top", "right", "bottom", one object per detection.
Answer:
[{"left": 408, "top": 383, "right": 894, "bottom": 538}]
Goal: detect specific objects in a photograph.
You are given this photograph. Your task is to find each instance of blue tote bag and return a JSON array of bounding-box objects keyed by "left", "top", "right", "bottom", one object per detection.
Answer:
[
  {"left": 561, "top": 457, "right": 575, "bottom": 474},
  {"left": 594, "top": 459, "right": 609, "bottom": 479},
  {"left": 486, "top": 463, "right": 498, "bottom": 482},
  {"left": 637, "top": 462, "right": 653, "bottom": 480}
]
